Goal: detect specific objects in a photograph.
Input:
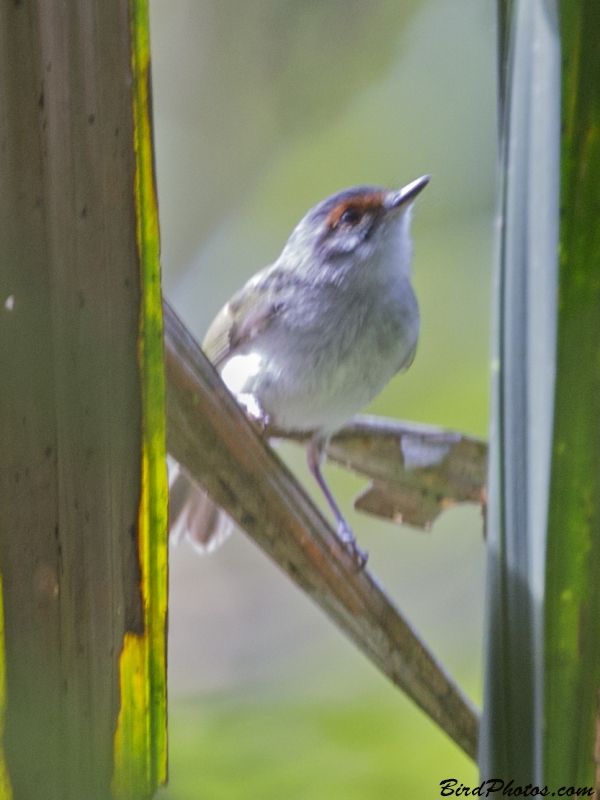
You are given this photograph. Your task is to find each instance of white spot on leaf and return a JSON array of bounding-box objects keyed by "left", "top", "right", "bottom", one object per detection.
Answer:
[{"left": 400, "top": 433, "right": 453, "bottom": 470}]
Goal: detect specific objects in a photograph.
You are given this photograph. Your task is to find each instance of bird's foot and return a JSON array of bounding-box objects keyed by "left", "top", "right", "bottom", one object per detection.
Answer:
[{"left": 336, "top": 519, "right": 368, "bottom": 570}]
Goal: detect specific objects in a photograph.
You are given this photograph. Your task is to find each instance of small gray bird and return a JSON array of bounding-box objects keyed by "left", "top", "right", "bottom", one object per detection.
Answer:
[{"left": 169, "top": 175, "right": 429, "bottom": 567}]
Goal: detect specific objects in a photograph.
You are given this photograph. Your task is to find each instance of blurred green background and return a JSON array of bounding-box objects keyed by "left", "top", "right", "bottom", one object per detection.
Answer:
[{"left": 151, "top": 0, "right": 495, "bottom": 796}]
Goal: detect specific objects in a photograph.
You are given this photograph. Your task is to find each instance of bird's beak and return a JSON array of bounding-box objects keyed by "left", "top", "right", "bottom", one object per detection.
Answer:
[{"left": 387, "top": 175, "right": 430, "bottom": 210}]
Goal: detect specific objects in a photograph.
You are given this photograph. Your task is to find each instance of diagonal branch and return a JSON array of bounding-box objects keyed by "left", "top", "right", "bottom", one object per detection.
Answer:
[{"left": 163, "top": 299, "right": 479, "bottom": 761}]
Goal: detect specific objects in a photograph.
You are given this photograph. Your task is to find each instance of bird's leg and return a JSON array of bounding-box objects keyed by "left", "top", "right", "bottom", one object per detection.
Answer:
[{"left": 306, "top": 435, "right": 368, "bottom": 569}]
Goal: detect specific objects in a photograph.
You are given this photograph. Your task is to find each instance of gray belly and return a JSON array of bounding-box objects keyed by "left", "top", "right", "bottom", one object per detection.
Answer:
[{"left": 243, "top": 295, "right": 419, "bottom": 433}]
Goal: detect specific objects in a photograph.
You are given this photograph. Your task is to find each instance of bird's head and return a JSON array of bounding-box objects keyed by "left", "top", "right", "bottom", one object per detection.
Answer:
[{"left": 279, "top": 176, "right": 430, "bottom": 282}]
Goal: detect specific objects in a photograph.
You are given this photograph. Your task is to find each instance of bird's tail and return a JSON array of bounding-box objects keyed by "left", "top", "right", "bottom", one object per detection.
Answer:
[{"left": 167, "top": 456, "right": 234, "bottom": 554}]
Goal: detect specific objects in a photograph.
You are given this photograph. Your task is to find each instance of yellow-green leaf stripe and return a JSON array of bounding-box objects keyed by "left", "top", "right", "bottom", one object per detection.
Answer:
[{"left": 112, "top": 0, "right": 168, "bottom": 796}]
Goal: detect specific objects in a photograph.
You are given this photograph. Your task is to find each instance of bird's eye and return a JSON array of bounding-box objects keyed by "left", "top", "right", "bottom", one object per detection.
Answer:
[{"left": 339, "top": 207, "right": 363, "bottom": 226}]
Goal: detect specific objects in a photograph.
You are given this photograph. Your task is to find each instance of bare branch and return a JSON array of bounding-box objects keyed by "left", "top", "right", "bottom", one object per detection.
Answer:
[{"left": 164, "top": 299, "right": 479, "bottom": 761}]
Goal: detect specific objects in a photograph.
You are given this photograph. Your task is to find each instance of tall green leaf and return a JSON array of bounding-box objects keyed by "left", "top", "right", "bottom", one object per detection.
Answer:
[
  {"left": 545, "top": 1, "right": 600, "bottom": 786},
  {"left": 0, "top": 0, "right": 167, "bottom": 796},
  {"left": 481, "top": 0, "right": 560, "bottom": 782}
]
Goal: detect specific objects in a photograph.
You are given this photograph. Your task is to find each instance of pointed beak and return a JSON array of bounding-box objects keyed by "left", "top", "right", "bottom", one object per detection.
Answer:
[{"left": 387, "top": 175, "right": 430, "bottom": 211}]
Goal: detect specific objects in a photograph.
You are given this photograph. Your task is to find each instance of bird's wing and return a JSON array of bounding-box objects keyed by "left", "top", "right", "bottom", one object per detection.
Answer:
[{"left": 202, "top": 263, "right": 284, "bottom": 368}]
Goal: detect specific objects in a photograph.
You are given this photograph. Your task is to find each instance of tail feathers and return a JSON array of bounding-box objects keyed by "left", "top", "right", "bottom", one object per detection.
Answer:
[{"left": 167, "top": 456, "right": 234, "bottom": 554}]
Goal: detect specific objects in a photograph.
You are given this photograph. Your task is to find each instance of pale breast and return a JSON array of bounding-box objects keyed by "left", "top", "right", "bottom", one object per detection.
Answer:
[{"left": 223, "top": 279, "right": 419, "bottom": 434}]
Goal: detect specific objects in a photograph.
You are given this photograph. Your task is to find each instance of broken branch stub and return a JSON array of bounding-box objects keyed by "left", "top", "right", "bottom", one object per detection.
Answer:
[
  {"left": 268, "top": 417, "right": 488, "bottom": 532},
  {"left": 327, "top": 417, "right": 488, "bottom": 530}
]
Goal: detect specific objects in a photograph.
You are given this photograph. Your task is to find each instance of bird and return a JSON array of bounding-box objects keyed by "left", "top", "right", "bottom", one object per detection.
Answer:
[{"left": 168, "top": 175, "right": 429, "bottom": 568}]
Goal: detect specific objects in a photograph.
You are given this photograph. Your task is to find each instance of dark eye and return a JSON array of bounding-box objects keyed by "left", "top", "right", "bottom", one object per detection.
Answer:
[{"left": 339, "top": 208, "right": 362, "bottom": 226}]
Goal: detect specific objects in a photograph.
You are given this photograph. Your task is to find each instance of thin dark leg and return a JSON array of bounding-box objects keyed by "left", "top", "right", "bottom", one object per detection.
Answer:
[{"left": 306, "top": 435, "right": 367, "bottom": 568}]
